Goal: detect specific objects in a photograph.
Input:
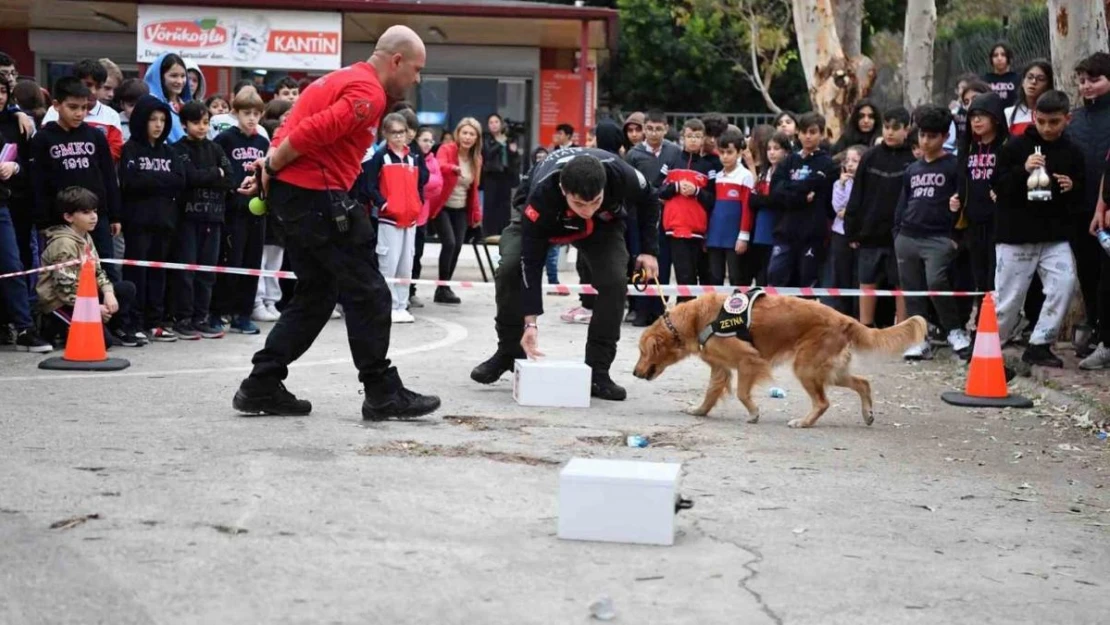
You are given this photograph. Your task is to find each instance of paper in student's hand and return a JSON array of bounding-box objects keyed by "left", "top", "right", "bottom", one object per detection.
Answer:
[{"left": 0, "top": 144, "right": 16, "bottom": 163}]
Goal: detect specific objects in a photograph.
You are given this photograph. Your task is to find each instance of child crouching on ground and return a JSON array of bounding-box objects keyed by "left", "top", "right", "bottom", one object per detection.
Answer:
[
  {"left": 363, "top": 113, "right": 427, "bottom": 323},
  {"left": 37, "top": 187, "right": 139, "bottom": 347}
]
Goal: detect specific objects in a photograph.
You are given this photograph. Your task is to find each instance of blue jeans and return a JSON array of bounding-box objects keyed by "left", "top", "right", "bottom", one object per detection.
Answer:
[
  {"left": 545, "top": 246, "right": 560, "bottom": 284},
  {"left": 0, "top": 206, "right": 33, "bottom": 329}
]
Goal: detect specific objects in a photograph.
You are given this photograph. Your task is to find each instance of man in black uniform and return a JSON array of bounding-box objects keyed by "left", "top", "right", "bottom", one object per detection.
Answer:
[{"left": 469, "top": 148, "right": 661, "bottom": 400}]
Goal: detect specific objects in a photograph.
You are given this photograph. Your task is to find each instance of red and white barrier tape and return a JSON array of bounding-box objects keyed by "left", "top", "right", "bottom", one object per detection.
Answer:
[
  {"left": 0, "top": 258, "right": 82, "bottom": 280},
  {"left": 4, "top": 257, "right": 987, "bottom": 298}
]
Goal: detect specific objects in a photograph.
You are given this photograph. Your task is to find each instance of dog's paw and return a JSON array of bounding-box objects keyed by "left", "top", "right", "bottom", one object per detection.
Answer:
[
  {"left": 746, "top": 411, "right": 760, "bottom": 424},
  {"left": 787, "top": 418, "right": 810, "bottom": 429},
  {"left": 863, "top": 410, "right": 874, "bottom": 426},
  {"left": 683, "top": 404, "right": 709, "bottom": 417}
]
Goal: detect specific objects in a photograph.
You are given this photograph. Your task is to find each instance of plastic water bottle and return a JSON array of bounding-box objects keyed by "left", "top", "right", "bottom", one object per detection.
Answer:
[
  {"left": 769, "top": 387, "right": 787, "bottom": 399},
  {"left": 1098, "top": 230, "right": 1110, "bottom": 257},
  {"left": 626, "top": 435, "right": 649, "bottom": 448}
]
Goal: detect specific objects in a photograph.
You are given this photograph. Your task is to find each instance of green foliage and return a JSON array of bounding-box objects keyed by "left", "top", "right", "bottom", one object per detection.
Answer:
[{"left": 608, "top": 0, "right": 809, "bottom": 113}]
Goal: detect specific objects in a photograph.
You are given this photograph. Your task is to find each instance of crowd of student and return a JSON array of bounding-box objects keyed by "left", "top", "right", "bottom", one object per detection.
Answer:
[{"left": 2, "top": 44, "right": 1110, "bottom": 375}]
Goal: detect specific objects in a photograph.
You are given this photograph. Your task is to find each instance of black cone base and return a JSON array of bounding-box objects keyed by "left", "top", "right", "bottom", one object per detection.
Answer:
[
  {"left": 38, "top": 356, "right": 131, "bottom": 371},
  {"left": 940, "top": 391, "right": 1033, "bottom": 409}
]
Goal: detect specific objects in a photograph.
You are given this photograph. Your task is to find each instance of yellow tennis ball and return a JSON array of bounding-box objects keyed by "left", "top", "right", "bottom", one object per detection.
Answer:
[{"left": 248, "top": 197, "right": 267, "bottom": 216}]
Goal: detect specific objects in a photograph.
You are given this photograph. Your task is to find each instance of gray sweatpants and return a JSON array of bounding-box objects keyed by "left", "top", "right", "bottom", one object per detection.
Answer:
[
  {"left": 995, "top": 242, "right": 1076, "bottom": 346},
  {"left": 894, "top": 234, "right": 961, "bottom": 332}
]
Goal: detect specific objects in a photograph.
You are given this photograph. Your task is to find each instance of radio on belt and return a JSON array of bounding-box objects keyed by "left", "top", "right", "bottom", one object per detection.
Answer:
[{"left": 558, "top": 458, "right": 693, "bottom": 546}]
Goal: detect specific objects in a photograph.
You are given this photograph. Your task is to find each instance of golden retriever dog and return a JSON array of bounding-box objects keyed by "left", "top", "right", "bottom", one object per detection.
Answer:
[{"left": 632, "top": 293, "right": 927, "bottom": 428}]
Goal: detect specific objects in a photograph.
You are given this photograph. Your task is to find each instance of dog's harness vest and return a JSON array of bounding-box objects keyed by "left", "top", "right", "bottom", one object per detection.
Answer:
[{"left": 697, "top": 288, "right": 764, "bottom": 348}]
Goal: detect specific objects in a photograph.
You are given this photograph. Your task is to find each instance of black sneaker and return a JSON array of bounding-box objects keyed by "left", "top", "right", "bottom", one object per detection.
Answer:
[
  {"left": 591, "top": 371, "right": 627, "bottom": 401},
  {"left": 14, "top": 328, "right": 52, "bottom": 354},
  {"left": 1021, "top": 343, "right": 1063, "bottom": 368},
  {"left": 434, "top": 286, "right": 461, "bottom": 305},
  {"left": 174, "top": 321, "right": 201, "bottom": 341},
  {"left": 362, "top": 387, "right": 441, "bottom": 421},
  {"left": 112, "top": 328, "right": 142, "bottom": 348},
  {"left": 0, "top": 324, "right": 14, "bottom": 346},
  {"left": 233, "top": 380, "right": 312, "bottom": 416},
  {"left": 470, "top": 350, "right": 523, "bottom": 384},
  {"left": 194, "top": 321, "right": 226, "bottom": 339}
]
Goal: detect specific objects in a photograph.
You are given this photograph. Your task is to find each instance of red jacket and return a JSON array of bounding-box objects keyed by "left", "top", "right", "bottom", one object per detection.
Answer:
[
  {"left": 661, "top": 168, "right": 712, "bottom": 238},
  {"left": 374, "top": 149, "right": 422, "bottom": 228},
  {"left": 432, "top": 142, "right": 481, "bottom": 226},
  {"left": 271, "top": 62, "right": 387, "bottom": 191}
]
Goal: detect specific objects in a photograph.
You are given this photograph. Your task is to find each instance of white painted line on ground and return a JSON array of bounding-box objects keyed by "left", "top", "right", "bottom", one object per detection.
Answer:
[{"left": 0, "top": 316, "right": 469, "bottom": 383}]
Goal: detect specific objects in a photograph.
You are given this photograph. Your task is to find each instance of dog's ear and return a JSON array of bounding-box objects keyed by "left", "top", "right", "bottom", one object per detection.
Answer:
[{"left": 645, "top": 333, "right": 664, "bottom": 357}]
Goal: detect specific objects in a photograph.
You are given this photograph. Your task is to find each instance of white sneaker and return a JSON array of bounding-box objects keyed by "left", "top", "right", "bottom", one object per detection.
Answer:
[
  {"left": 391, "top": 309, "right": 415, "bottom": 324},
  {"left": 903, "top": 341, "right": 934, "bottom": 361},
  {"left": 251, "top": 303, "right": 272, "bottom": 322},
  {"left": 264, "top": 301, "right": 281, "bottom": 320},
  {"left": 331, "top": 305, "right": 343, "bottom": 320},
  {"left": 1079, "top": 344, "right": 1110, "bottom": 371},
  {"left": 572, "top": 309, "right": 593, "bottom": 324},
  {"left": 559, "top": 306, "right": 584, "bottom": 323},
  {"left": 947, "top": 329, "right": 971, "bottom": 353}
]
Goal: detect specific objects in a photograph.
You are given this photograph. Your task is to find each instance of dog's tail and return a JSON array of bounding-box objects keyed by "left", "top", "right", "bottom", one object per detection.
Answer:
[{"left": 846, "top": 315, "right": 928, "bottom": 354}]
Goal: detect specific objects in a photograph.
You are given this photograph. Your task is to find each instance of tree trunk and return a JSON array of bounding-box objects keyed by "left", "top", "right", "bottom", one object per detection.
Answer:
[
  {"left": 792, "top": 0, "right": 876, "bottom": 142},
  {"left": 1048, "top": 0, "right": 1109, "bottom": 104},
  {"left": 834, "top": 0, "right": 863, "bottom": 59},
  {"left": 903, "top": 0, "right": 937, "bottom": 109}
]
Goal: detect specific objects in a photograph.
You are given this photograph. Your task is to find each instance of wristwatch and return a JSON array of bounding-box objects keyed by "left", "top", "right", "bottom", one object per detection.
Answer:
[{"left": 263, "top": 157, "right": 278, "bottom": 177}]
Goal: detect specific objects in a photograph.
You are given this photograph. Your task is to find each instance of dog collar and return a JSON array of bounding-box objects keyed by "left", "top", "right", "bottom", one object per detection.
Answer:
[{"left": 662, "top": 311, "right": 682, "bottom": 344}]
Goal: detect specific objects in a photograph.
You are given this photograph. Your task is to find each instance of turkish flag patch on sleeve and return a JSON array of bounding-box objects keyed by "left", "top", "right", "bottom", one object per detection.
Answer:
[
  {"left": 524, "top": 205, "right": 540, "bottom": 222},
  {"left": 354, "top": 99, "right": 372, "bottom": 120}
]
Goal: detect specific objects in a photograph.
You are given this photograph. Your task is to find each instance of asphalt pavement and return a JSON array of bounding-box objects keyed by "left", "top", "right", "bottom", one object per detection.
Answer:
[{"left": 1, "top": 250, "right": 1107, "bottom": 625}]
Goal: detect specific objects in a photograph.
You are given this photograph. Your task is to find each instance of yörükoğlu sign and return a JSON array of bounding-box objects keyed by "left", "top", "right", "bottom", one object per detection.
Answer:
[{"left": 137, "top": 4, "right": 343, "bottom": 71}]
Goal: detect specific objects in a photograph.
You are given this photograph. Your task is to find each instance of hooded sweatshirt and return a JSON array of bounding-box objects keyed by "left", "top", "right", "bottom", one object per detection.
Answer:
[
  {"left": 361, "top": 145, "right": 426, "bottom": 228},
  {"left": 142, "top": 52, "right": 192, "bottom": 143},
  {"left": 30, "top": 120, "right": 121, "bottom": 228},
  {"left": 844, "top": 142, "right": 917, "bottom": 247},
  {"left": 593, "top": 119, "right": 625, "bottom": 155},
  {"left": 0, "top": 108, "right": 33, "bottom": 211},
  {"left": 893, "top": 152, "right": 959, "bottom": 239},
  {"left": 1067, "top": 91, "right": 1110, "bottom": 215},
  {"left": 214, "top": 124, "right": 269, "bottom": 215},
  {"left": 37, "top": 224, "right": 113, "bottom": 313},
  {"left": 119, "top": 95, "right": 186, "bottom": 230},
  {"left": 173, "top": 135, "right": 233, "bottom": 223},
  {"left": 660, "top": 150, "right": 715, "bottom": 238},
  {"left": 42, "top": 100, "right": 124, "bottom": 162},
  {"left": 184, "top": 59, "right": 207, "bottom": 102},
  {"left": 622, "top": 111, "right": 645, "bottom": 152},
  {"left": 993, "top": 125, "right": 1086, "bottom": 244},
  {"left": 956, "top": 92, "right": 1007, "bottom": 226}
]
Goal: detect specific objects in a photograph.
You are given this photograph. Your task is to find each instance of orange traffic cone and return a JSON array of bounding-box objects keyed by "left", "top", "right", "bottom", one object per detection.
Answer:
[
  {"left": 941, "top": 293, "right": 1031, "bottom": 408},
  {"left": 39, "top": 255, "right": 130, "bottom": 372}
]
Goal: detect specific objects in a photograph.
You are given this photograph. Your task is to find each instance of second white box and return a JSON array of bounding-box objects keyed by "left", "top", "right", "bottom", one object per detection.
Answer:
[{"left": 513, "top": 359, "right": 591, "bottom": 408}]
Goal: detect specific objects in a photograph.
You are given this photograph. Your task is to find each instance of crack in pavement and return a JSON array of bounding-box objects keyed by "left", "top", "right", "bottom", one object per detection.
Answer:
[{"left": 695, "top": 520, "right": 785, "bottom": 625}]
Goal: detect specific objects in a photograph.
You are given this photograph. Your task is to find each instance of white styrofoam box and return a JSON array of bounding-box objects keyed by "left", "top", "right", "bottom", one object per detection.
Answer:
[
  {"left": 558, "top": 458, "right": 683, "bottom": 546},
  {"left": 513, "top": 359, "right": 591, "bottom": 408}
]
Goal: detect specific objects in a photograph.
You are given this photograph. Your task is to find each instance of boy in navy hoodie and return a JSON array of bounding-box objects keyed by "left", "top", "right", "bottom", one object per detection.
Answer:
[
  {"left": 212, "top": 88, "right": 269, "bottom": 335},
  {"left": 172, "top": 100, "right": 233, "bottom": 340},
  {"left": 659, "top": 118, "right": 715, "bottom": 300},
  {"left": 994, "top": 90, "right": 1084, "bottom": 368},
  {"left": 894, "top": 104, "right": 968, "bottom": 360},
  {"left": 30, "top": 77, "right": 120, "bottom": 275},
  {"left": 119, "top": 94, "right": 185, "bottom": 342},
  {"left": 767, "top": 112, "right": 836, "bottom": 287}
]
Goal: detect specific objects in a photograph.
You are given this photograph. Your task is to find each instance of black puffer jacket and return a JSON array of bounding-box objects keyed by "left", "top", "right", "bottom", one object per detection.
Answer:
[{"left": 1067, "top": 92, "right": 1110, "bottom": 215}]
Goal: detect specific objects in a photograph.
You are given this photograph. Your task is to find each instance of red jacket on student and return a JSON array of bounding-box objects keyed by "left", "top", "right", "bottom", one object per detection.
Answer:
[
  {"left": 362, "top": 146, "right": 423, "bottom": 228},
  {"left": 660, "top": 156, "right": 714, "bottom": 238},
  {"left": 432, "top": 142, "right": 482, "bottom": 227}
]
